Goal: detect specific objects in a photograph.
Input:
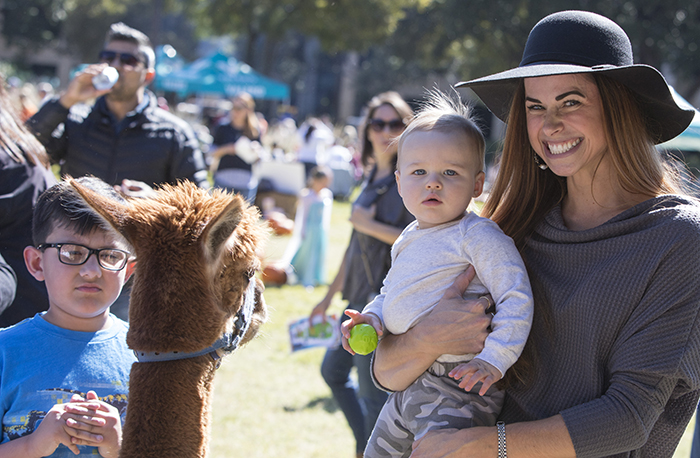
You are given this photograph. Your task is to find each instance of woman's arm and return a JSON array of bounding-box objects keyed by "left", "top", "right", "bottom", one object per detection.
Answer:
[
  {"left": 350, "top": 204, "right": 404, "bottom": 245},
  {"left": 411, "top": 415, "right": 575, "bottom": 458},
  {"left": 373, "top": 267, "right": 491, "bottom": 391},
  {"left": 310, "top": 245, "right": 349, "bottom": 319}
]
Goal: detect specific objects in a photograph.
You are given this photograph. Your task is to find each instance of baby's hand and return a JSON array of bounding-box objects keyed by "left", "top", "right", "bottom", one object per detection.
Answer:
[
  {"left": 340, "top": 309, "right": 383, "bottom": 355},
  {"left": 449, "top": 359, "right": 502, "bottom": 395}
]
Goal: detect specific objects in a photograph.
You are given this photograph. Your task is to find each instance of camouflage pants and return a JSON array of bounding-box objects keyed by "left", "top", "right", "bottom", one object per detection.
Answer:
[{"left": 364, "top": 361, "right": 505, "bottom": 458}]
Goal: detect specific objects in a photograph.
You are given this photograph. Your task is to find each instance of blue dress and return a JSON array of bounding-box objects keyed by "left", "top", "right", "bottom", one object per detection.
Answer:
[{"left": 287, "top": 188, "right": 332, "bottom": 287}]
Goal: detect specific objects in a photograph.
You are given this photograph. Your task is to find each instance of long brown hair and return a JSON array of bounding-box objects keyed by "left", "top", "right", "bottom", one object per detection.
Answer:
[
  {"left": 480, "top": 81, "right": 565, "bottom": 249},
  {"left": 1, "top": 79, "right": 50, "bottom": 168},
  {"left": 232, "top": 92, "right": 260, "bottom": 140}
]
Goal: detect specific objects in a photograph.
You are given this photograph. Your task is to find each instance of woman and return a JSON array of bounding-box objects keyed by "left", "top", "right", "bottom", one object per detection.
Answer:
[
  {"left": 0, "top": 75, "right": 56, "bottom": 326},
  {"left": 310, "top": 91, "right": 414, "bottom": 458},
  {"left": 210, "top": 92, "right": 262, "bottom": 202},
  {"left": 374, "top": 11, "right": 700, "bottom": 458}
]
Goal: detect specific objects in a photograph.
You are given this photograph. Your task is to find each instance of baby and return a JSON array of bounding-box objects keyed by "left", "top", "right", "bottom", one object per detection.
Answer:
[{"left": 342, "top": 90, "right": 534, "bottom": 457}]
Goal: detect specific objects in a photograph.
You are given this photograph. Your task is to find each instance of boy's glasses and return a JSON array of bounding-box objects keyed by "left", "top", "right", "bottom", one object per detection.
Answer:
[
  {"left": 37, "top": 243, "right": 131, "bottom": 271},
  {"left": 98, "top": 50, "right": 143, "bottom": 67},
  {"left": 368, "top": 118, "right": 405, "bottom": 133}
]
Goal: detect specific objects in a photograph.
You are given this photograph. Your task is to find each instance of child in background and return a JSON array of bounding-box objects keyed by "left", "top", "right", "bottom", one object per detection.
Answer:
[
  {"left": 341, "top": 90, "right": 534, "bottom": 457},
  {"left": 0, "top": 176, "right": 137, "bottom": 457},
  {"left": 284, "top": 166, "right": 334, "bottom": 288}
]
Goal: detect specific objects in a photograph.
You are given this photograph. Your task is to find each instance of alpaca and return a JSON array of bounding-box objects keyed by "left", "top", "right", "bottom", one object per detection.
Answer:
[{"left": 69, "top": 179, "right": 268, "bottom": 458}]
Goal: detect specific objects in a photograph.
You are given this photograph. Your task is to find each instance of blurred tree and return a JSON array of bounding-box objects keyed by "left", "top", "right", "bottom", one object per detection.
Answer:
[
  {"left": 1, "top": 0, "right": 64, "bottom": 48},
  {"left": 182, "top": 0, "right": 422, "bottom": 74},
  {"left": 376, "top": 0, "right": 700, "bottom": 99}
]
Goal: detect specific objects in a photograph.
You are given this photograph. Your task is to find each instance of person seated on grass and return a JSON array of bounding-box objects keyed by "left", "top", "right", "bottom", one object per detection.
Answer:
[{"left": 0, "top": 176, "right": 137, "bottom": 457}]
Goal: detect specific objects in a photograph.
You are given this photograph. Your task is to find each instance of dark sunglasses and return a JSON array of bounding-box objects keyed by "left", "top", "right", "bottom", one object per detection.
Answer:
[
  {"left": 368, "top": 118, "right": 405, "bottom": 133},
  {"left": 98, "top": 50, "right": 143, "bottom": 67}
]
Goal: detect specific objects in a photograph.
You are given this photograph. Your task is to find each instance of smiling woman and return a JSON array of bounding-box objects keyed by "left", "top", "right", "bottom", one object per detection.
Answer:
[{"left": 373, "top": 10, "right": 700, "bottom": 458}]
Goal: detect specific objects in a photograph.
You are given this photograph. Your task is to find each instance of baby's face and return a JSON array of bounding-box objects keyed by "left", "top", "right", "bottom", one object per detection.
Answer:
[{"left": 396, "top": 130, "right": 484, "bottom": 229}]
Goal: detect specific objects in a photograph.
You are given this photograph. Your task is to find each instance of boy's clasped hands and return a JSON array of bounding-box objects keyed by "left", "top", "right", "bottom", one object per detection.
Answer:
[{"left": 28, "top": 391, "right": 122, "bottom": 457}]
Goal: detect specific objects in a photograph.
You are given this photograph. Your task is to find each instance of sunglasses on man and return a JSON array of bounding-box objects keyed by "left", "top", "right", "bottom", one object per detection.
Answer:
[{"left": 98, "top": 50, "right": 143, "bottom": 68}]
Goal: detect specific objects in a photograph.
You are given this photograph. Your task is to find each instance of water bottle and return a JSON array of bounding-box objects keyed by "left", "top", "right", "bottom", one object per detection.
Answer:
[{"left": 92, "top": 67, "right": 119, "bottom": 91}]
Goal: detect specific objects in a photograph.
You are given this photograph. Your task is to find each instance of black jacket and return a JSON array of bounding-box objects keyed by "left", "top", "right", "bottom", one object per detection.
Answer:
[{"left": 27, "top": 91, "right": 209, "bottom": 188}]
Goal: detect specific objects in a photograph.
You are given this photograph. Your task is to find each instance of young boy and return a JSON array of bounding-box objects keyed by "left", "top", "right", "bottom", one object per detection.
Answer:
[
  {"left": 0, "top": 176, "right": 137, "bottom": 457},
  {"left": 341, "top": 90, "right": 534, "bottom": 457}
]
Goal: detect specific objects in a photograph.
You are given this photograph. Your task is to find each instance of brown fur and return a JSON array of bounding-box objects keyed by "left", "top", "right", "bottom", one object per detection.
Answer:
[{"left": 68, "top": 179, "right": 268, "bottom": 458}]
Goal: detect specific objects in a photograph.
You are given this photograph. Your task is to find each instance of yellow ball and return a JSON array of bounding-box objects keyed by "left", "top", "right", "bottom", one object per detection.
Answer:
[{"left": 349, "top": 324, "right": 378, "bottom": 355}]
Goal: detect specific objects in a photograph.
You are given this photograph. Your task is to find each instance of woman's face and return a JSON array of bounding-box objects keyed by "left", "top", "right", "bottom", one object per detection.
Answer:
[
  {"left": 367, "top": 104, "right": 405, "bottom": 161},
  {"left": 524, "top": 74, "right": 608, "bottom": 181},
  {"left": 230, "top": 97, "right": 250, "bottom": 127}
]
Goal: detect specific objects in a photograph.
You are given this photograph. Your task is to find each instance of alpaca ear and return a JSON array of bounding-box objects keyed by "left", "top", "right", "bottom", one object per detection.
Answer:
[
  {"left": 68, "top": 178, "right": 137, "bottom": 245},
  {"left": 201, "top": 198, "right": 243, "bottom": 264}
]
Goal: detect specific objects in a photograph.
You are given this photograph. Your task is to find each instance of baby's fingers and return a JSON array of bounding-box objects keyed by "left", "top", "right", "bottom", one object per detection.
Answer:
[
  {"left": 478, "top": 376, "right": 497, "bottom": 396},
  {"left": 341, "top": 335, "right": 355, "bottom": 355},
  {"left": 448, "top": 365, "right": 474, "bottom": 381},
  {"left": 457, "top": 370, "right": 487, "bottom": 392}
]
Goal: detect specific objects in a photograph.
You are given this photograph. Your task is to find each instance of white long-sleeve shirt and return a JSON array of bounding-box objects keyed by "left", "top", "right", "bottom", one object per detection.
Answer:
[{"left": 363, "top": 212, "right": 533, "bottom": 377}]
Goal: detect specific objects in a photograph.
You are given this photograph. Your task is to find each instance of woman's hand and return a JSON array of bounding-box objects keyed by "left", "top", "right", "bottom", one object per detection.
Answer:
[
  {"left": 411, "top": 427, "right": 496, "bottom": 458},
  {"left": 373, "top": 266, "right": 491, "bottom": 391},
  {"left": 349, "top": 204, "right": 404, "bottom": 245},
  {"left": 349, "top": 204, "right": 376, "bottom": 233},
  {"left": 409, "top": 265, "right": 491, "bottom": 357}
]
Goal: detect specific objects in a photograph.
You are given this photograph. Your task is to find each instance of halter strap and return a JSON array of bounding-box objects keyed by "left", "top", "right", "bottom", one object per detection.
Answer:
[{"left": 134, "top": 276, "right": 257, "bottom": 363}]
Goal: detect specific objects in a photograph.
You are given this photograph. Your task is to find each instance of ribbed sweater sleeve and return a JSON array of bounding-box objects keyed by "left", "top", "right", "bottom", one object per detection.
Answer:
[{"left": 561, "top": 223, "right": 700, "bottom": 456}]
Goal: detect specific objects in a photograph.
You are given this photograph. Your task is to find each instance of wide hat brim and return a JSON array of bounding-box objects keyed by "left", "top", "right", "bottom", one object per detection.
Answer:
[
  {"left": 456, "top": 63, "right": 694, "bottom": 144},
  {"left": 455, "top": 10, "right": 695, "bottom": 144}
]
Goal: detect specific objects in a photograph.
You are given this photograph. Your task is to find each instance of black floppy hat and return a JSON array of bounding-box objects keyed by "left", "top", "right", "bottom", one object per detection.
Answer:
[{"left": 456, "top": 10, "right": 694, "bottom": 144}]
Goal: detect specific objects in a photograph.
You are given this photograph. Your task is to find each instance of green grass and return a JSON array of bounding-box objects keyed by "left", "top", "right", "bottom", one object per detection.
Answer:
[
  {"left": 205, "top": 195, "right": 697, "bottom": 458},
  {"left": 208, "top": 197, "right": 358, "bottom": 458}
]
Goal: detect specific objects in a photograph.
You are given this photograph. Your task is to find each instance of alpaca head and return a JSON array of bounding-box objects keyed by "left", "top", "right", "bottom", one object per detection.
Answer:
[{"left": 68, "top": 179, "right": 268, "bottom": 354}]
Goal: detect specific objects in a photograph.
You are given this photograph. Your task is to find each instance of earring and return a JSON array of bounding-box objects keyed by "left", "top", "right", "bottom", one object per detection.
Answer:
[{"left": 534, "top": 154, "right": 548, "bottom": 170}]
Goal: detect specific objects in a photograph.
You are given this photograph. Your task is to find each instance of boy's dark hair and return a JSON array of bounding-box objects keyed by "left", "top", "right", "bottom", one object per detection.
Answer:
[
  {"left": 105, "top": 22, "right": 155, "bottom": 69},
  {"left": 32, "top": 176, "right": 128, "bottom": 246}
]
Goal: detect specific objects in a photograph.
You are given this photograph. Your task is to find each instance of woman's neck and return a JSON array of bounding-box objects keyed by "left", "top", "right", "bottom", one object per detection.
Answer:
[
  {"left": 373, "top": 156, "right": 395, "bottom": 181},
  {"left": 562, "top": 173, "right": 653, "bottom": 231}
]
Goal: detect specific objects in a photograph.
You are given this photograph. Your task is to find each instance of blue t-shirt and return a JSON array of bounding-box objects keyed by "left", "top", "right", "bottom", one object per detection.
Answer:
[{"left": 0, "top": 313, "right": 135, "bottom": 456}]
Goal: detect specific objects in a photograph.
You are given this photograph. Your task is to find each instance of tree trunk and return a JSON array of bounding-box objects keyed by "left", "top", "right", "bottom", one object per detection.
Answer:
[{"left": 337, "top": 51, "right": 359, "bottom": 124}]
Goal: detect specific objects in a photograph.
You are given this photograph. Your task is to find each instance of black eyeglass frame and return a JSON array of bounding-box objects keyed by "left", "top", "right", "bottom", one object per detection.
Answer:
[
  {"left": 37, "top": 243, "right": 131, "bottom": 272},
  {"left": 368, "top": 118, "right": 405, "bottom": 133},
  {"left": 98, "top": 50, "right": 144, "bottom": 67}
]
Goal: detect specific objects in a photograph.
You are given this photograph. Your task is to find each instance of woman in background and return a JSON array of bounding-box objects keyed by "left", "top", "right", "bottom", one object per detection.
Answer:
[
  {"left": 210, "top": 92, "right": 262, "bottom": 202},
  {"left": 310, "top": 91, "right": 414, "bottom": 458}
]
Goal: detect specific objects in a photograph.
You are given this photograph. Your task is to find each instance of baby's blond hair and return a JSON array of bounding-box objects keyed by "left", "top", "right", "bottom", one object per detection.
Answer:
[{"left": 397, "top": 88, "right": 486, "bottom": 171}]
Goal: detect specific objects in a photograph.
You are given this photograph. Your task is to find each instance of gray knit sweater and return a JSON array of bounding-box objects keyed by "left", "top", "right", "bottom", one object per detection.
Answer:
[{"left": 499, "top": 195, "right": 700, "bottom": 457}]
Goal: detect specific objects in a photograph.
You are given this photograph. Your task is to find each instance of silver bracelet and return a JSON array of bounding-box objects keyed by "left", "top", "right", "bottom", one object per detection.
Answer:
[{"left": 497, "top": 421, "right": 507, "bottom": 458}]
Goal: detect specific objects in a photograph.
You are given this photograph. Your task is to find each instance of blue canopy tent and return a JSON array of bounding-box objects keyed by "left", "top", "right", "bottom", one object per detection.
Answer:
[{"left": 153, "top": 51, "right": 290, "bottom": 101}]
